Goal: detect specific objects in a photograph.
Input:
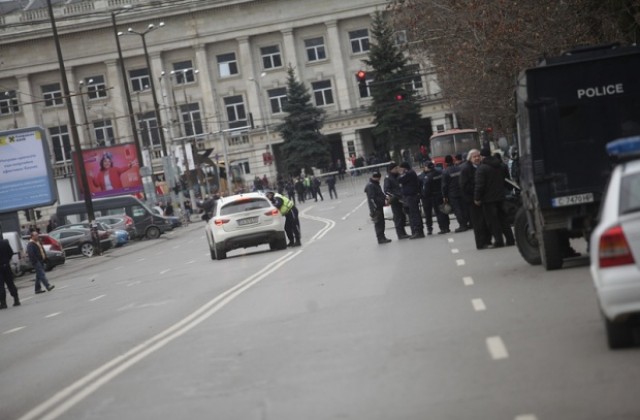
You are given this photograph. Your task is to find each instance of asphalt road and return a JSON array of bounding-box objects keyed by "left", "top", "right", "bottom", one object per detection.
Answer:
[{"left": 2, "top": 182, "right": 639, "bottom": 420}]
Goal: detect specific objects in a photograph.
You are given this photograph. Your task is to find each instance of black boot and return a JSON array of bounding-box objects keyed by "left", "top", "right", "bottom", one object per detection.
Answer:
[
  {"left": 13, "top": 296, "right": 20, "bottom": 307},
  {"left": 0, "top": 300, "right": 7, "bottom": 309}
]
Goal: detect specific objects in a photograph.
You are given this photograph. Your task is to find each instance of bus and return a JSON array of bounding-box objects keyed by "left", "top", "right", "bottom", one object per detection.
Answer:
[{"left": 429, "top": 129, "right": 481, "bottom": 168}]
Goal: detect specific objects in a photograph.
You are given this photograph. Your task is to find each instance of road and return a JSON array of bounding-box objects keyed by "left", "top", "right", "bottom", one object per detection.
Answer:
[{"left": 1, "top": 180, "right": 639, "bottom": 420}]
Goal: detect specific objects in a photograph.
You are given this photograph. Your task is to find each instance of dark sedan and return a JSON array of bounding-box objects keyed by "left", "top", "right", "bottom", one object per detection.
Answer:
[{"left": 48, "top": 228, "right": 113, "bottom": 257}]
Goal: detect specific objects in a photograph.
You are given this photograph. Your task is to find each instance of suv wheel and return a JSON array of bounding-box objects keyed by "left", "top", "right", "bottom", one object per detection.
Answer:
[
  {"left": 605, "top": 316, "right": 635, "bottom": 349},
  {"left": 214, "top": 242, "right": 227, "bottom": 260},
  {"left": 145, "top": 226, "right": 161, "bottom": 240}
]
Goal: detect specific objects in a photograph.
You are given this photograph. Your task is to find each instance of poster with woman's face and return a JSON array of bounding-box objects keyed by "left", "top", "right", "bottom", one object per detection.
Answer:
[{"left": 73, "top": 143, "right": 142, "bottom": 199}]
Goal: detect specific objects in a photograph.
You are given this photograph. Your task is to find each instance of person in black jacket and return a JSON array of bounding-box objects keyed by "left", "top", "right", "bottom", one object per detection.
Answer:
[
  {"left": 0, "top": 236, "right": 20, "bottom": 308},
  {"left": 383, "top": 162, "right": 409, "bottom": 240},
  {"left": 420, "top": 161, "right": 450, "bottom": 235},
  {"left": 365, "top": 172, "right": 391, "bottom": 244},
  {"left": 442, "top": 154, "right": 469, "bottom": 232},
  {"left": 460, "top": 149, "right": 491, "bottom": 249},
  {"left": 26, "top": 231, "right": 55, "bottom": 294},
  {"left": 399, "top": 162, "right": 425, "bottom": 239},
  {"left": 474, "top": 148, "right": 515, "bottom": 248}
]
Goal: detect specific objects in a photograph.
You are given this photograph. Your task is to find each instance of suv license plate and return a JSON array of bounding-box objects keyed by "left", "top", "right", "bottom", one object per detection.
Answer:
[
  {"left": 237, "top": 216, "right": 259, "bottom": 226},
  {"left": 551, "top": 193, "right": 594, "bottom": 207}
]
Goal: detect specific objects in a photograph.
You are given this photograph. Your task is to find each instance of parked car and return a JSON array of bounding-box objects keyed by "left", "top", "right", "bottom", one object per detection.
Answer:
[
  {"left": 152, "top": 206, "right": 182, "bottom": 229},
  {"left": 95, "top": 215, "right": 137, "bottom": 240},
  {"left": 53, "top": 222, "right": 117, "bottom": 248},
  {"left": 205, "top": 192, "right": 287, "bottom": 260},
  {"left": 590, "top": 137, "right": 640, "bottom": 349},
  {"left": 49, "top": 227, "right": 112, "bottom": 257},
  {"left": 112, "top": 229, "right": 130, "bottom": 247},
  {"left": 20, "top": 234, "right": 66, "bottom": 273}
]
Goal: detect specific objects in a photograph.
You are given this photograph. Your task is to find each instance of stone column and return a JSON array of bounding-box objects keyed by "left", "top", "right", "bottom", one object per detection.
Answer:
[
  {"left": 17, "top": 75, "right": 36, "bottom": 127},
  {"left": 325, "top": 20, "right": 350, "bottom": 112},
  {"left": 194, "top": 45, "right": 216, "bottom": 135},
  {"left": 105, "top": 59, "right": 128, "bottom": 144},
  {"left": 281, "top": 29, "right": 298, "bottom": 72}
]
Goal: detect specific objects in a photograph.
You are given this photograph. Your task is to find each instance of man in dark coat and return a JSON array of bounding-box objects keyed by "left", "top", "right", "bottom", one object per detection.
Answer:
[
  {"left": 420, "top": 161, "right": 450, "bottom": 235},
  {"left": 365, "top": 172, "right": 391, "bottom": 244},
  {"left": 26, "top": 231, "right": 55, "bottom": 294},
  {"left": 0, "top": 236, "right": 20, "bottom": 308},
  {"left": 474, "top": 148, "right": 515, "bottom": 248},
  {"left": 383, "top": 162, "right": 409, "bottom": 240},
  {"left": 399, "top": 162, "right": 425, "bottom": 239},
  {"left": 460, "top": 149, "right": 490, "bottom": 249},
  {"left": 442, "top": 154, "right": 469, "bottom": 232}
]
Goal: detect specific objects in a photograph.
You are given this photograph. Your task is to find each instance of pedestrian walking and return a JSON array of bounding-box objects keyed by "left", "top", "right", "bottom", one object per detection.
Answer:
[
  {"left": 365, "top": 172, "right": 391, "bottom": 244},
  {"left": 265, "top": 191, "right": 301, "bottom": 247},
  {"left": 474, "top": 148, "right": 515, "bottom": 248},
  {"left": 398, "top": 162, "right": 425, "bottom": 239},
  {"left": 0, "top": 235, "right": 20, "bottom": 308},
  {"left": 26, "top": 231, "right": 55, "bottom": 294},
  {"left": 312, "top": 176, "right": 324, "bottom": 201},
  {"left": 383, "top": 162, "right": 409, "bottom": 240},
  {"left": 326, "top": 174, "right": 338, "bottom": 199}
]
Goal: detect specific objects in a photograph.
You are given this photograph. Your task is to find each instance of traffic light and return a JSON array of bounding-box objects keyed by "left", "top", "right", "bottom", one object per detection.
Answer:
[
  {"left": 395, "top": 92, "right": 406, "bottom": 101},
  {"left": 355, "top": 70, "right": 367, "bottom": 89}
]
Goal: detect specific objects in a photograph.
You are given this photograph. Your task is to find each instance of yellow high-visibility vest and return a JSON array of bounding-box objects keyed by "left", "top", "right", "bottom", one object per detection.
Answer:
[{"left": 275, "top": 193, "right": 294, "bottom": 215}]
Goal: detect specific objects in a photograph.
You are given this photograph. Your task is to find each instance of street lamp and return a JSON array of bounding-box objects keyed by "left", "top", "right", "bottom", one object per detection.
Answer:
[
  {"left": 249, "top": 72, "right": 274, "bottom": 171},
  {"left": 119, "top": 22, "right": 167, "bottom": 157},
  {"left": 78, "top": 79, "right": 93, "bottom": 144}
]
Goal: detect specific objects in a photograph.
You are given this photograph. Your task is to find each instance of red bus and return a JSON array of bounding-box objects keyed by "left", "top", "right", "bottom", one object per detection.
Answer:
[{"left": 429, "top": 129, "right": 481, "bottom": 168}]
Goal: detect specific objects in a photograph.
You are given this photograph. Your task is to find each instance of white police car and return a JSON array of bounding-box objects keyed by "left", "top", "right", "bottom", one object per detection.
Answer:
[
  {"left": 205, "top": 192, "right": 287, "bottom": 260},
  {"left": 590, "top": 136, "right": 640, "bottom": 348}
]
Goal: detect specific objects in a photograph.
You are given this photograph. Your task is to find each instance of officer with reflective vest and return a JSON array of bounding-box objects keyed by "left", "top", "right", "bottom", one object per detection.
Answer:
[{"left": 265, "top": 191, "right": 301, "bottom": 247}]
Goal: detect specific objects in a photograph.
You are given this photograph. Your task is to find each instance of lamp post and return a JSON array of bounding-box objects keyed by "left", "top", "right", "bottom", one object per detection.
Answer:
[
  {"left": 78, "top": 79, "right": 93, "bottom": 144},
  {"left": 249, "top": 72, "right": 274, "bottom": 175},
  {"left": 120, "top": 22, "right": 167, "bottom": 157}
]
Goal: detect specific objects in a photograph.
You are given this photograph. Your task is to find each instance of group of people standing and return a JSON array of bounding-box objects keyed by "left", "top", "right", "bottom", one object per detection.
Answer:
[{"left": 365, "top": 148, "right": 514, "bottom": 249}]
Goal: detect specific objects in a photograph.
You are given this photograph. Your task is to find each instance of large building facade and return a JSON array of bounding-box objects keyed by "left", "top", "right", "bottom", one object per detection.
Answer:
[{"left": 0, "top": 0, "right": 453, "bottom": 212}]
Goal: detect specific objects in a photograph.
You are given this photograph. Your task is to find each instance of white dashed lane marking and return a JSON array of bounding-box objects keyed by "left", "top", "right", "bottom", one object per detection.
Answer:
[
  {"left": 471, "top": 298, "right": 486, "bottom": 311},
  {"left": 3, "top": 326, "right": 26, "bottom": 334},
  {"left": 456, "top": 259, "right": 466, "bottom": 266},
  {"left": 160, "top": 269, "right": 171, "bottom": 275},
  {"left": 486, "top": 336, "right": 509, "bottom": 360},
  {"left": 451, "top": 248, "right": 459, "bottom": 254},
  {"left": 463, "top": 276, "right": 474, "bottom": 286},
  {"left": 448, "top": 238, "right": 454, "bottom": 243},
  {"left": 45, "top": 312, "right": 61, "bottom": 319},
  {"left": 515, "top": 415, "right": 538, "bottom": 420},
  {"left": 89, "top": 295, "right": 106, "bottom": 302}
]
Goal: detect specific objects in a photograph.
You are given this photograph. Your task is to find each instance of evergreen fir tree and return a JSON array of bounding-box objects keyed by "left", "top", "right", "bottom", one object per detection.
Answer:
[
  {"left": 364, "top": 11, "right": 423, "bottom": 156},
  {"left": 277, "top": 65, "right": 331, "bottom": 176}
]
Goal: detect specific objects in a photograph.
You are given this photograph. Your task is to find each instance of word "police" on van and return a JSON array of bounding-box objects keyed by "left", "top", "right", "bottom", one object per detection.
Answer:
[{"left": 577, "top": 83, "right": 624, "bottom": 99}]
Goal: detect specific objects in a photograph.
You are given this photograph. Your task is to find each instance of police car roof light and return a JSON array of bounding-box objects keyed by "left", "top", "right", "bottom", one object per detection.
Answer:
[{"left": 606, "top": 136, "right": 640, "bottom": 162}]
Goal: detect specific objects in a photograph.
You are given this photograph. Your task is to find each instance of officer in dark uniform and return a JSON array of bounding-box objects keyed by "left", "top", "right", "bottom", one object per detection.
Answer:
[
  {"left": 421, "top": 161, "right": 450, "bottom": 234},
  {"left": 0, "top": 235, "right": 20, "bottom": 308},
  {"left": 442, "top": 154, "right": 469, "bottom": 232},
  {"left": 265, "top": 191, "right": 301, "bottom": 247},
  {"left": 383, "top": 162, "right": 409, "bottom": 240},
  {"left": 398, "top": 162, "right": 425, "bottom": 239},
  {"left": 365, "top": 172, "right": 391, "bottom": 244}
]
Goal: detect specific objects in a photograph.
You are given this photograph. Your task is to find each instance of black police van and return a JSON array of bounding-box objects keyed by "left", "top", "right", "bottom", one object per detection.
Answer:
[{"left": 514, "top": 43, "right": 640, "bottom": 270}]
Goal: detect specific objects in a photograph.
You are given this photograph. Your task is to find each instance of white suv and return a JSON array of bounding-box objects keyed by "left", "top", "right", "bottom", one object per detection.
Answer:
[{"left": 205, "top": 192, "right": 287, "bottom": 260}]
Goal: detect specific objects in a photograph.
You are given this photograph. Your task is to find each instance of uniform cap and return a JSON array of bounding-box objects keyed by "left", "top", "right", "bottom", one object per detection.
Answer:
[
  {"left": 372, "top": 172, "right": 382, "bottom": 178},
  {"left": 399, "top": 162, "right": 411, "bottom": 170}
]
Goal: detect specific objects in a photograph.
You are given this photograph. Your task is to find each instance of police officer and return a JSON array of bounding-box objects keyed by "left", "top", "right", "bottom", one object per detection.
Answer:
[
  {"left": 442, "top": 154, "right": 469, "bottom": 232},
  {"left": 0, "top": 234, "right": 20, "bottom": 308},
  {"left": 421, "top": 161, "right": 450, "bottom": 234},
  {"left": 365, "top": 172, "right": 391, "bottom": 244},
  {"left": 398, "top": 162, "right": 425, "bottom": 239},
  {"left": 384, "top": 162, "right": 409, "bottom": 240},
  {"left": 265, "top": 191, "right": 301, "bottom": 247}
]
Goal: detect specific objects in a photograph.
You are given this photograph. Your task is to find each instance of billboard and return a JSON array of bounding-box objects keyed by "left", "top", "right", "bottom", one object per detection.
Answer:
[
  {"left": 0, "top": 127, "right": 58, "bottom": 213},
  {"left": 74, "top": 143, "right": 142, "bottom": 199}
]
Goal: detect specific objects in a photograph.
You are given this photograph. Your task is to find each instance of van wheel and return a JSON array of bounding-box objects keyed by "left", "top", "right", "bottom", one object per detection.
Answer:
[
  {"left": 214, "top": 242, "right": 227, "bottom": 260},
  {"left": 145, "top": 226, "right": 161, "bottom": 239},
  {"left": 514, "top": 208, "right": 541, "bottom": 265},
  {"left": 605, "top": 317, "right": 635, "bottom": 349},
  {"left": 541, "top": 230, "right": 563, "bottom": 270},
  {"left": 80, "top": 242, "right": 95, "bottom": 257}
]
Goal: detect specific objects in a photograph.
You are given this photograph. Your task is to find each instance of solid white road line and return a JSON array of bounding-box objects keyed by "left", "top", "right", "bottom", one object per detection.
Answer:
[
  {"left": 342, "top": 198, "right": 367, "bottom": 220},
  {"left": 471, "top": 298, "right": 486, "bottom": 311},
  {"left": 463, "top": 276, "right": 474, "bottom": 286},
  {"left": 3, "top": 326, "right": 26, "bottom": 334},
  {"left": 515, "top": 415, "right": 538, "bottom": 420},
  {"left": 486, "top": 336, "right": 509, "bottom": 360},
  {"left": 89, "top": 295, "right": 105, "bottom": 302}
]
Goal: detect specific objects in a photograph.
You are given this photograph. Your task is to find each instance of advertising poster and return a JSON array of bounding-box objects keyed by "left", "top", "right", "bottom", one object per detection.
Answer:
[
  {"left": 74, "top": 143, "right": 142, "bottom": 199},
  {"left": 0, "top": 127, "right": 57, "bottom": 213}
]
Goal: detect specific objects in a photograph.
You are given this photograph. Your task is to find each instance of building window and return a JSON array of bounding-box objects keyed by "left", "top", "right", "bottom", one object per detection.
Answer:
[
  {"left": 349, "top": 29, "right": 370, "bottom": 54},
  {"left": 312, "top": 80, "right": 334, "bottom": 106},
  {"left": 85, "top": 76, "right": 108, "bottom": 100},
  {"left": 180, "top": 103, "right": 203, "bottom": 137},
  {"left": 305, "top": 37, "right": 326, "bottom": 62},
  {"left": 93, "top": 119, "right": 114, "bottom": 147},
  {"left": 0, "top": 90, "right": 19, "bottom": 115},
  {"left": 228, "top": 134, "right": 250, "bottom": 147},
  {"left": 42, "top": 83, "right": 63, "bottom": 107},
  {"left": 267, "top": 88, "right": 287, "bottom": 113},
  {"left": 260, "top": 45, "right": 282, "bottom": 70},
  {"left": 50, "top": 125, "right": 72, "bottom": 163},
  {"left": 138, "top": 111, "right": 160, "bottom": 148},
  {"left": 405, "top": 64, "right": 424, "bottom": 91},
  {"left": 224, "top": 95, "right": 248, "bottom": 129},
  {"left": 129, "top": 68, "right": 150, "bottom": 92},
  {"left": 217, "top": 53, "right": 238, "bottom": 78},
  {"left": 357, "top": 73, "right": 375, "bottom": 98},
  {"left": 172, "top": 60, "right": 196, "bottom": 84}
]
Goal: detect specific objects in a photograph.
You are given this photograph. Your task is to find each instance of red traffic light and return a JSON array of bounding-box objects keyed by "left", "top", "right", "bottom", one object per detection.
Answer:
[
  {"left": 356, "top": 70, "right": 367, "bottom": 81},
  {"left": 395, "top": 93, "right": 405, "bottom": 101}
]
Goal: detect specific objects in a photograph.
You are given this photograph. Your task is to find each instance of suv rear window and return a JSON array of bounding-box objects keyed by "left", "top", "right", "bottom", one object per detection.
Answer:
[{"left": 220, "top": 198, "right": 271, "bottom": 216}]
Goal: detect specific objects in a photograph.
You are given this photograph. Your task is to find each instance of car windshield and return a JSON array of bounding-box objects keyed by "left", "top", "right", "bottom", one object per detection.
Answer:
[
  {"left": 619, "top": 171, "right": 640, "bottom": 214},
  {"left": 220, "top": 198, "right": 270, "bottom": 216}
]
